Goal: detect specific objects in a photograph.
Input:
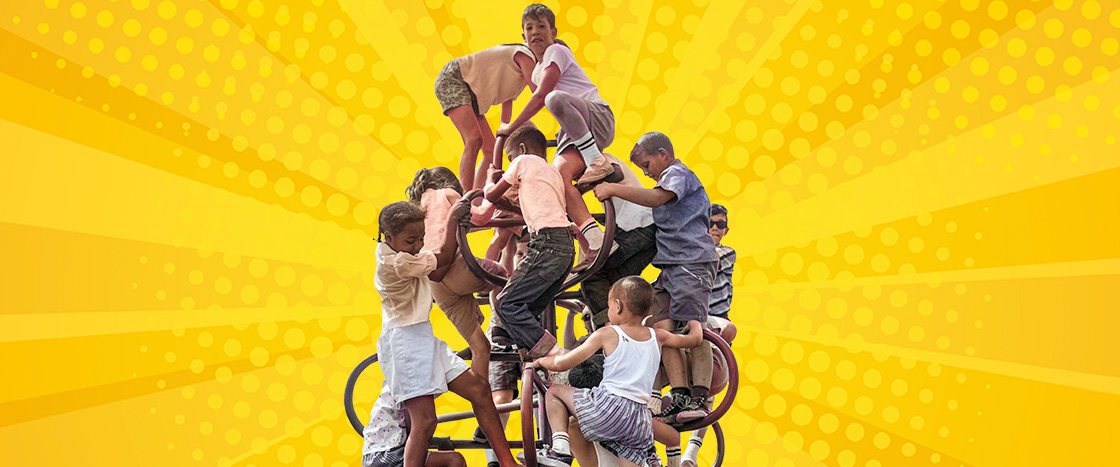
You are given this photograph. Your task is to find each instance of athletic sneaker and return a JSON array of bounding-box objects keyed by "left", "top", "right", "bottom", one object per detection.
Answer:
[
  {"left": 674, "top": 396, "right": 711, "bottom": 424},
  {"left": 473, "top": 426, "right": 487, "bottom": 443},
  {"left": 576, "top": 157, "right": 616, "bottom": 185},
  {"left": 535, "top": 447, "right": 574, "bottom": 467},
  {"left": 656, "top": 391, "right": 692, "bottom": 422}
]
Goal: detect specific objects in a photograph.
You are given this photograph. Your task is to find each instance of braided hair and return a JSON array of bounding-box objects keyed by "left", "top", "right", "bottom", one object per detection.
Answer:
[{"left": 377, "top": 201, "right": 426, "bottom": 242}]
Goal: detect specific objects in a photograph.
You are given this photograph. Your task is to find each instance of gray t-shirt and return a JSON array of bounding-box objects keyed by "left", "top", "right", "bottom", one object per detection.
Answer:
[{"left": 652, "top": 160, "right": 718, "bottom": 265}]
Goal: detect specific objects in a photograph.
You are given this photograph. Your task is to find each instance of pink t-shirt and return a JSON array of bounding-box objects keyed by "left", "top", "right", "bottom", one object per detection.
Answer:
[
  {"left": 502, "top": 155, "right": 569, "bottom": 233},
  {"left": 419, "top": 188, "right": 459, "bottom": 254}
]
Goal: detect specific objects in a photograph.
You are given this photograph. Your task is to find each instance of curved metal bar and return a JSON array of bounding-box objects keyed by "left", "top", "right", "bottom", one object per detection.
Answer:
[
  {"left": 456, "top": 191, "right": 510, "bottom": 289},
  {"left": 560, "top": 199, "right": 617, "bottom": 290},
  {"left": 436, "top": 397, "right": 537, "bottom": 424},
  {"left": 674, "top": 330, "right": 739, "bottom": 432},
  {"left": 532, "top": 370, "right": 552, "bottom": 444},
  {"left": 520, "top": 368, "right": 538, "bottom": 467},
  {"left": 493, "top": 135, "right": 507, "bottom": 171},
  {"left": 711, "top": 422, "right": 725, "bottom": 467},
  {"left": 344, "top": 353, "right": 381, "bottom": 435}
]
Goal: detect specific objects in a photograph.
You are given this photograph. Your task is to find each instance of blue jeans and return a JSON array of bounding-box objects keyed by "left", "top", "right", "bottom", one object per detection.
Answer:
[
  {"left": 494, "top": 227, "right": 574, "bottom": 357},
  {"left": 581, "top": 224, "right": 657, "bottom": 327}
]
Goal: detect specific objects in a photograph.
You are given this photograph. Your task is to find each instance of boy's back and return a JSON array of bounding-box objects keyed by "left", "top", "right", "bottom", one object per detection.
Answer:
[
  {"left": 651, "top": 160, "right": 717, "bottom": 266},
  {"left": 502, "top": 155, "right": 568, "bottom": 233}
]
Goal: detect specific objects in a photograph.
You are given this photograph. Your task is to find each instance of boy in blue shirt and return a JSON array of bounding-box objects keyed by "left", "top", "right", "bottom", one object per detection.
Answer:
[{"left": 593, "top": 131, "right": 718, "bottom": 423}]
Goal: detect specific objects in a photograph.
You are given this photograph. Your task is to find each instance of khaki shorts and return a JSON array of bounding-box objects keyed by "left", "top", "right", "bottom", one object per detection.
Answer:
[
  {"left": 651, "top": 262, "right": 716, "bottom": 324},
  {"left": 430, "top": 256, "right": 487, "bottom": 341},
  {"left": 554, "top": 98, "right": 614, "bottom": 155},
  {"left": 434, "top": 58, "right": 480, "bottom": 116}
]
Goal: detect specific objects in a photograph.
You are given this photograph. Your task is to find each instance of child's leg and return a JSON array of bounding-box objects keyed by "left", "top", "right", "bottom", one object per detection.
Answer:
[
  {"left": 494, "top": 230, "right": 572, "bottom": 358},
  {"left": 467, "top": 326, "right": 491, "bottom": 383},
  {"left": 656, "top": 320, "right": 690, "bottom": 388},
  {"left": 653, "top": 419, "right": 682, "bottom": 467},
  {"left": 401, "top": 396, "right": 437, "bottom": 467},
  {"left": 544, "top": 384, "right": 578, "bottom": 455},
  {"left": 427, "top": 451, "right": 468, "bottom": 467},
  {"left": 681, "top": 426, "right": 708, "bottom": 467},
  {"left": 482, "top": 386, "right": 516, "bottom": 463},
  {"left": 474, "top": 114, "right": 497, "bottom": 191},
  {"left": 486, "top": 227, "right": 515, "bottom": 262},
  {"left": 554, "top": 151, "right": 601, "bottom": 252},
  {"left": 544, "top": 91, "right": 610, "bottom": 168},
  {"left": 568, "top": 417, "right": 598, "bottom": 466},
  {"left": 447, "top": 106, "right": 485, "bottom": 191},
  {"left": 501, "top": 237, "right": 517, "bottom": 276},
  {"left": 689, "top": 340, "right": 714, "bottom": 399},
  {"left": 447, "top": 370, "right": 518, "bottom": 467}
]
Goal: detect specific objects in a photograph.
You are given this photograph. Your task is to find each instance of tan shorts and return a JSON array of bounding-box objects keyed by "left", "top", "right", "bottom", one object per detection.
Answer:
[
  {"left": 431, "top": 256, "right": 488, "bottom": 341},
  {"left": 554, "top": 99, "right": 614, "bottom": 155}
]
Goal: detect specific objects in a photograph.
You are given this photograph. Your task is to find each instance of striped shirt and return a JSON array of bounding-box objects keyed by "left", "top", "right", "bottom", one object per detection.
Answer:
[{"left": 709, "top": 245, "right": 736, "bottom": 318}]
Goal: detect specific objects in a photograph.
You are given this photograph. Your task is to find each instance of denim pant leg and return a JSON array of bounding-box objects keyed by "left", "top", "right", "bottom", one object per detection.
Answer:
[
  {"left": 581, "top": 225, "right": 657, "bottom": 326},
  {"left": 495, "top": 228, "right": 574, "bottom": 356}
]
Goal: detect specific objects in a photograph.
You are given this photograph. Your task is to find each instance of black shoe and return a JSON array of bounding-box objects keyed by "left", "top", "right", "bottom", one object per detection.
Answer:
[
  {"left": 674, "top": 396, "right": 711, "bottom": 423},
  {"left": 473, "top": 426, "right": 487, "bottom": 443},
  {"left": 655, "top": 391, "right": 691, "bottom": 422},
  {"left": 487, "top": 462, "right": 500, "bottom": 467}
]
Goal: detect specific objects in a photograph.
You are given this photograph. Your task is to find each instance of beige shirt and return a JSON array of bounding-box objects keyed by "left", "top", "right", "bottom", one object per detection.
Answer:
[
  {"left": 502, "top": 155, "right": 569, "bottom": 234},
  {"left": 375, "top": 243, "right": 437, "bottom": 330},
  {"left": 458, "top": 44, "right": 534, "bottom": 113}
]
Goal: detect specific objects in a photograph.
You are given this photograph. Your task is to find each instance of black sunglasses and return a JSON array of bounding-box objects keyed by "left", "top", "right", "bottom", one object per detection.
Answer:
[{"left": 710, "top": 220, "right": 728, "bottom": 229}]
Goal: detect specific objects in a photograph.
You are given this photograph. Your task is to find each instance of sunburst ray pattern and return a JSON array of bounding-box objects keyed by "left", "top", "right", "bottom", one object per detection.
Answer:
[{"left": 3, "top": 0, "right": 1119, "bottom": 465}]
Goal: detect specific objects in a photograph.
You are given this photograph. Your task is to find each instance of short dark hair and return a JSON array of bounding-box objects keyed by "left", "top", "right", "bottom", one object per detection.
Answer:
[
  {"left": 610, "top": 276, "right": 653, "bottom": 317},
  {"left": 631, "top": 131, "right": 674, "bottom": 159},
  {"left": 522, "top": 3, "right": 556, "bottom": 30},
  {"left": 568, "top": 353, "right": 604, "bottom": 389},
  {"left": 505, "top": 124, "right": 548, "bottom": 157},
  {"left": 711, "top": 204, "right": 728, "bottom": 217},
  {"left": 378, "top": 201, "right": 426, "bottom": 238}
]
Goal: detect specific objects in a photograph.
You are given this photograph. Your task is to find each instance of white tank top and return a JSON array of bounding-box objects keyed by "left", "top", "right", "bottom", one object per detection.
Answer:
[{"left": 600, "top": 325, "right": 661, "bottom": 404}]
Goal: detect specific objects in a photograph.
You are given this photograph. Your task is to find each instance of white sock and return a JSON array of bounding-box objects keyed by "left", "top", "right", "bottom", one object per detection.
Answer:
[
  {"left": 683, "top": 427, "right": 706, "bottom": 462},
  {"left": 581, "top": 222, "right": 604, "bottom": 251},
  {"left": 484, "top": 449, "right": 498, "bottom": 464},
  {"left": 552, "top": 432, "right": 571, "bottom": 456},
  {"left": 573, "top": 132, "right": 602, "bottom": 166},
  {"left": 649, "top": 390, "right": 663, "bottom": 414},
  {"left": 666, "top": 446, "right": 682, "bottom": 467}
]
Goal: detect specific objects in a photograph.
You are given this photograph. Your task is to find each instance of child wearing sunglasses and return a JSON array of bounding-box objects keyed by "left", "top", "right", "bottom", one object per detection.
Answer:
[{"left": 707, "top": 204, "right": 735, "bottom": 320}]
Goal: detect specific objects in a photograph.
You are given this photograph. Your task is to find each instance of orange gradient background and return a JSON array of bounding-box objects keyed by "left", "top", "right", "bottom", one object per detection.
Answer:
[{"left": 2, "top": 0, "right": 1120, "bottom": 466}]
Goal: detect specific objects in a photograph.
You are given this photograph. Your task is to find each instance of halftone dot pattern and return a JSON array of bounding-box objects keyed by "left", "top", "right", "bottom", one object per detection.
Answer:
[{"left": 3, "top": 0, "right": 1120, "bottom": 466}]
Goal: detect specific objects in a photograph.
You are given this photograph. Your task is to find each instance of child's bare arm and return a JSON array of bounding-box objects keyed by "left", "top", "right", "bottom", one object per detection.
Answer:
[
  {"left": 483, "top": 179, "right": 513, "bottom": 204},
  {"left": 501, "top": 99, "right": 513, "bottom": 124},
  {"left": 498, "top": 63, "right": 559, "bottom": 136},
  {"left": 514, "top": 53, "right": 538, "bottom": 93},
  {"left": 656, "top": 320, "right": 704, "bottom": 349},
  {"left": 594, "top": 183, "right": 676, "bottom": 208},
  {"left": 533, "top": 328, "right": 607, "bottom": 372}
]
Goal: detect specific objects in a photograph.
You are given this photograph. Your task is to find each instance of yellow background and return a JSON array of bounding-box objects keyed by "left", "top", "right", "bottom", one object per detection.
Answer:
[{"left": 3, "top": 0, "right": 1119, "bottom": 465}]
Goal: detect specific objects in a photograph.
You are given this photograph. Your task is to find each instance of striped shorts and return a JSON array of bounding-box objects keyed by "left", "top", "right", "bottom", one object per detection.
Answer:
[
  {"left": 362, "top": 446, "right": 429, "bottom": 467},
  {"left": 573, "top": 386, "right": 661, "bottom": 467}
]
